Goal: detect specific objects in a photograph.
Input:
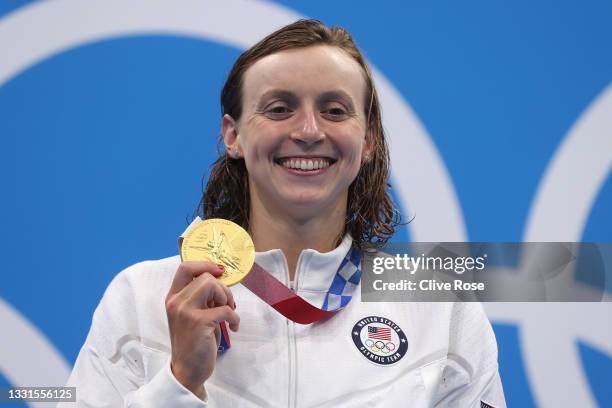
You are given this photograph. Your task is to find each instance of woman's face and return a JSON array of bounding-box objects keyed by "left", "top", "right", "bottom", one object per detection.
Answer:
[{"left": 223, "top": 45, "right": 371, "bottom": 219}]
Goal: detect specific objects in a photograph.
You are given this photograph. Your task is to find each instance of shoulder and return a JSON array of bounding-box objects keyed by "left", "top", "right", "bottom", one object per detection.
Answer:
[
  {"left": 448, "top": 302, "right": 497, "bottom": 352},
  {"left": 88, "top": 255, "right": 181, "bottom": 357},
  {"left": 435, "top": 303, "right": 505, "bottom": 404},
  {"left": 99, "top": 255, "right": 181, "bottom": 309},
  {"left": 108, "top": 255, "right": 181, "bottom": 294},
  {"left": 444, "top": 301, "right": 499, "bottom": 381}
]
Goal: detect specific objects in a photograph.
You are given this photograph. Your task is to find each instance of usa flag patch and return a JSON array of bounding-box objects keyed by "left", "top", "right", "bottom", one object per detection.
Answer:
[{"left": 351, "top": 316, "right": 408, "bottom": 365}]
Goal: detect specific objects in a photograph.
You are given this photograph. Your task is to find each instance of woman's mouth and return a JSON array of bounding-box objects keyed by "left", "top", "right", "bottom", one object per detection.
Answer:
[{"left": 274, "top": 157, "right": 336, "bottom": 174}]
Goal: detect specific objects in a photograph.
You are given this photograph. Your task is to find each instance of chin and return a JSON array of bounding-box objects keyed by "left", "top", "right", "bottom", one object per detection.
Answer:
[
  {"left": 285, "top": 195, "right": 325, "bottom": 207},
  {"left": 284, "top": 191, "right": 344, "bottom": 212},
  {"left": 274, "top": 189, "right": 321, "bottom": 204}
]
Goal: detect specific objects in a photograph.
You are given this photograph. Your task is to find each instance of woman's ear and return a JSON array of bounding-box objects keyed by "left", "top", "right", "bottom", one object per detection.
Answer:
[
  {"left": 222, "top": 114, "right": 242, "bottom": 158},
  {"left": 362, "top": 128, "right": 375, "bottom": 163}
]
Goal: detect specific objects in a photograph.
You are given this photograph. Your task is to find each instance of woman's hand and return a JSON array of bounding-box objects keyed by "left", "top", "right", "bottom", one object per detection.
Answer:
[{"left": 165, "top": 261, "right": 239, "bottom": 399}]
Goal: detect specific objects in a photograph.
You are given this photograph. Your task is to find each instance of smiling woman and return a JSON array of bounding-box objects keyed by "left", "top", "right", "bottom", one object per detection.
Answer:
[
  {"left": 61, "top": 19, "right": 506, "bottom": 407},
  {"left": 215, "top": 42, "right": 392, "bottom": 276},
  {"left": 203, "top": 22, "right": 400, "bottom": 261}
]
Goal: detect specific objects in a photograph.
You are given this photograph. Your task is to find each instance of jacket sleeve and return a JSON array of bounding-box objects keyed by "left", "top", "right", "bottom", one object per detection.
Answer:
[
  {"left": 433, "top": 302, "right": 507, "bottom": 408},
  {"left": 57, "top": 263, "right": 209, "bottom": 408}
]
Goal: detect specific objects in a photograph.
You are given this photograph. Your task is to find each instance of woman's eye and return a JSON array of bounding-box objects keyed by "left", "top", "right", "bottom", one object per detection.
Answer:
[
  {"left": 323, "top": 106, "right": 349, "bottom": 120},
  {"left": 327, "top": 108, "right": 346, "bottom": 116},
  {"left": 270, "top": 106, "right": 290, "bottom": 114},
  {"left": 264, "top": 105, "right": 293, "bottom": 119}
]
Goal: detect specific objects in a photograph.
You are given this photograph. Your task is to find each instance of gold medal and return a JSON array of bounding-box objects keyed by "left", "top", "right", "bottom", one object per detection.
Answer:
[{"left": 180, "top": 218, "right": 255, "bottom": 286}]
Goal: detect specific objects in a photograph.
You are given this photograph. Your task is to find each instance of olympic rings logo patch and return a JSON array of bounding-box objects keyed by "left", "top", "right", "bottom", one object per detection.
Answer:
[
  {"left": 364, "top": 339, "right": 397, "bottom": 354},
  {"left": 351, "top": 316, "right": 408, "bottom": 365}
]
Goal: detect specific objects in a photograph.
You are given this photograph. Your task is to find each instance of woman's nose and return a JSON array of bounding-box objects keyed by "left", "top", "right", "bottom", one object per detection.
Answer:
[{"left": 290, "top": 110, "right": 325, "bottom": 145}]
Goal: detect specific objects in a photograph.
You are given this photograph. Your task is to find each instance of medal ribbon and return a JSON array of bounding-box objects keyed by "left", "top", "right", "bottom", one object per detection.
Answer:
[{"left": 218, "top": 246, "right": 362, "bottom": 351}]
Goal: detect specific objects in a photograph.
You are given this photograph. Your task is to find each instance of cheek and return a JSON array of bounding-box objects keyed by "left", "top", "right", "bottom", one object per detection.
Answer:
[
  {"left": 240, "top": 128, "right": 275, "bottom": 162},
  {"left": 338, "top": 133, "right": 366, "bottom": 164},
  {"left": 332, "top": 120, "right": 367, "bottom": 157}
]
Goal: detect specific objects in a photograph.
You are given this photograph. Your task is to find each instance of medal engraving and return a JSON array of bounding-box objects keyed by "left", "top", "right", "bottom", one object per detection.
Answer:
[{"left": 181, "top": 218, "right": 255, "bottom": 286}]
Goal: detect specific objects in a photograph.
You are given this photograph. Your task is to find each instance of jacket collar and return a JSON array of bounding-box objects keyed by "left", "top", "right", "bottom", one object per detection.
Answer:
[{"left": 179, "top": 217, "right": 353, "bottom": 293}]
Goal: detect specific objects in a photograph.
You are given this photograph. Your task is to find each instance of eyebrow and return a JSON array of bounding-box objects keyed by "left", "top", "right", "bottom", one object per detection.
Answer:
[
  {"left": 317, "top": 90, "right": 356, "bottom": 111},
  {"left": 255, "top": 89, "right": 298, "bottom": 110},
  {"left": 255, "top": 89, "right": 357, "bottom": 111}
]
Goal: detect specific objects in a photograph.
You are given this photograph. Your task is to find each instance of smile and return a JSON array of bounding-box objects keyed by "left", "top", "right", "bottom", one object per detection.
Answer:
[
  {"left": 274, "top": 157, "right": 336, "bottom": 176},
  {"left": 275, "top": 157, "right": 336, "bottom": 172}
]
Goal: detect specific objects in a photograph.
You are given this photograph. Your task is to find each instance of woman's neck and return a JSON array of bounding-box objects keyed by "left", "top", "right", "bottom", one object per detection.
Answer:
[{"left": 249, "top": 199, "right": 347, "bottom": 281}]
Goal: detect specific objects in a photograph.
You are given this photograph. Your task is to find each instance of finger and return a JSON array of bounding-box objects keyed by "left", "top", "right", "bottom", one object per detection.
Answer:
[
  {"left": 185, "top": 275, "right": 229, "bottom": 310},
  {"left": 214, "top": 324, "right": 221, "bottom": 347},
  {"left": 201, "top": 306, "right": 240, "bottom": 332},
  {"left": 168, "top": 261, "right": 224, "bottom": 297},
  {"left": 220, "top": 284, "right": 236, "bottom": 310}
]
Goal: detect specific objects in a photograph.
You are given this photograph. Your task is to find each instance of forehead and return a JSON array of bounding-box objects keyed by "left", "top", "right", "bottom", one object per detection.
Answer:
[{"left": 242, "top": 45, "right": 367, "bottom": 106}]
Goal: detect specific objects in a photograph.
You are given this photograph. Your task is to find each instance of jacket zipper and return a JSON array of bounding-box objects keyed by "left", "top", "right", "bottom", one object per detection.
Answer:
[
  {"left": 285, "top": 252, "right": 305, "bottom": 408},
  {"left": 287, "top": 311, "right": 297, "bottom": 408}
]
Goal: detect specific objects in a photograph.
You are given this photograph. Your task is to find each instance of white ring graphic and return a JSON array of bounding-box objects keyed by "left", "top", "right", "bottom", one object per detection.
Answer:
[
  {"left": 522, "top": 84, "right": 612, "bottom": 408},
  {"left": 0, "top": 0, "right": 464, "bottom": 398},
  {"left": 0, "top": 297, "right": 71, "bottom": 408},
  {"left": 0, "top": 0, "right": 465, "bottom": 242},
  {"left": 485, "top": 84, "right": 612, "bottom": 408},
  {"left": 525, "top": 84, "right": 612, "bottom": 243}
]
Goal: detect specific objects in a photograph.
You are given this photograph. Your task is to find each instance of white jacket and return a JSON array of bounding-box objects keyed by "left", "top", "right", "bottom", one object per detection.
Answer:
[{"left": 61, "top": 230, "right": 506, "bottom": 407}]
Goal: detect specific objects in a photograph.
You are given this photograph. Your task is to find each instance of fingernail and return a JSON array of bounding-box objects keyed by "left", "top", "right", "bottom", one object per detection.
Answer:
[{"left": 217, "top": 264, "right": 225, "bottom": 271}]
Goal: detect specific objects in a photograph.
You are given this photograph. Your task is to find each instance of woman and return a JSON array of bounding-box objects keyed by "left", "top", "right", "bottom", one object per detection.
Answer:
[{"left": 64, "top": 20, "right": 506, "bottom": 407}]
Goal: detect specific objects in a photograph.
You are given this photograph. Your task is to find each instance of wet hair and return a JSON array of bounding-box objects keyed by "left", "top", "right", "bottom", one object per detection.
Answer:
[{"left": 198, "top": 19, "right": 401, "bottom": 248}]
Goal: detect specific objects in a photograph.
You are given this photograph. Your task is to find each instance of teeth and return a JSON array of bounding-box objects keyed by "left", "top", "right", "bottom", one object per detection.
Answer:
[{"left": 279, "top": 158, "right": 331, "bottom": 170}]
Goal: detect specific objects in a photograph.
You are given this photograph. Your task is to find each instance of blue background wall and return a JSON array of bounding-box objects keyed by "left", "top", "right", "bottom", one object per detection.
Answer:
[{"left": 1, "top": 1, "right": 610, "bottom": 407}]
